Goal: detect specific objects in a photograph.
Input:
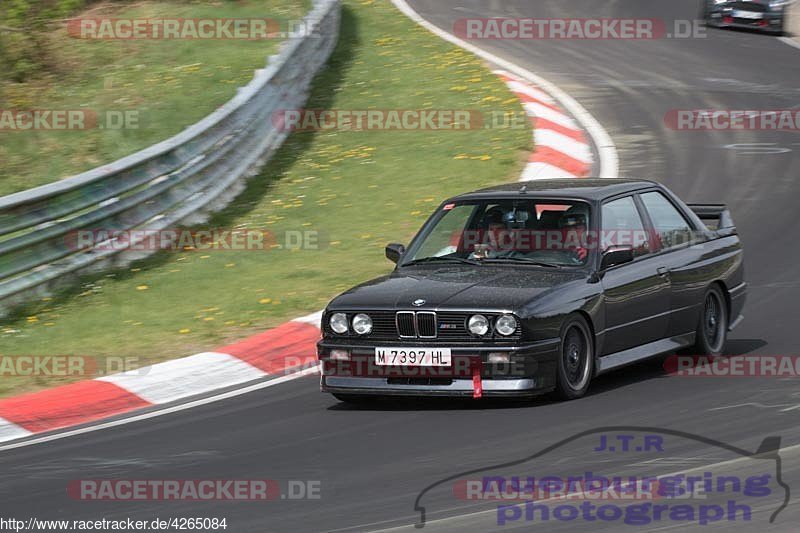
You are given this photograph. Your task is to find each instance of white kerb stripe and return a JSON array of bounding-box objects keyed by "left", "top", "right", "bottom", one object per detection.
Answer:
[
  {"left": 293, "top": 310, "right": 323, "bottom": 328},
  {"left": 521, "top": 162, "right": 579, "bottom": 181},
  {"left": 491, "top": 69, "right": 521, "bottom": 83},
  {"left": 505, "top": 81, "right": 556, "bottom": 106},
  {"left": 534, "top": 129, "right": 593, "bottom": 164},
  {"left": 523, "top": 102, "right": 579, "bottom": 130},
  {"left": 99, "top": 352, "right": 267, "bottom": 405},
  {"left": 0, "top": 417, "right": 32, "bottom": 443}
]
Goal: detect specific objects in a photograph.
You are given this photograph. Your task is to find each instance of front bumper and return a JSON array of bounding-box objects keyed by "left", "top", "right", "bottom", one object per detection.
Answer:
[
  {"left": 707, "top": 7, "right": 785, "bottom": 32},
  {"left": 322, "top": 376, "right": 541, "bottom": 397},
  {"left": 317, "top": 338, "right": 560, "bottom": 398}
]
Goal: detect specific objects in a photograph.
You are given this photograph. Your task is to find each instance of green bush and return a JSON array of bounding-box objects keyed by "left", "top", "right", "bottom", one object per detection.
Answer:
[{"left": 0, "top": 0, "right": 90, "bottom": 81}]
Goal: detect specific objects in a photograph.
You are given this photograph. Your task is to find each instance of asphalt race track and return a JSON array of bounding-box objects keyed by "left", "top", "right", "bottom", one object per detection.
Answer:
[{"left": 3, "top": 0, "right": 800, "bottom": 531}]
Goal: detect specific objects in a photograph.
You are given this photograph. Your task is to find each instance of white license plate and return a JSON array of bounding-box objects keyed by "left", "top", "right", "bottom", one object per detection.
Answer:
[
  {"left": 375, "top": 347, "right": 452, "bottom": 366},
  {"left": 732, "top": 10, "right": 763, "bottom": 19}
]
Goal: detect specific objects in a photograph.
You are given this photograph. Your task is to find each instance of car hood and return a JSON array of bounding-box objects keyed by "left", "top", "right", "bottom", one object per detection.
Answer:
[{"left": 327, "top": 266, "right": 587, "bottom": 312}]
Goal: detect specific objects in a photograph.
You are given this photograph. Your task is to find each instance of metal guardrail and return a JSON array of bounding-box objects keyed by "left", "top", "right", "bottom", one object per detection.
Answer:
[{"left": 0, "top": 0, "right": 340, "bottom": 315}]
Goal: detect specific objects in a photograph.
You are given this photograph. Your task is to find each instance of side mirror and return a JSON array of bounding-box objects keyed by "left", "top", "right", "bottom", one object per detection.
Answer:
[
  {"left": 601, "top": 246, "right": 634, "bottom": 270},
  {"left": 385, "top": 243, "right": 406, "bottom": 264}
]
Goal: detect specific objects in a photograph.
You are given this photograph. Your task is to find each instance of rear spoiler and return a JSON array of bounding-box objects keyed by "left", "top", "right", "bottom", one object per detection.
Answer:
[{"left": 687, "top": 204, "right": 736, "bottom": 236}]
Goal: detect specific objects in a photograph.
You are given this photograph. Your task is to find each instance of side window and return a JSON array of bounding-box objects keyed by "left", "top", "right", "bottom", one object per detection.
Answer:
[
  {"left": 640, "top": 192, "right": 694, "bottom": 250},
  {"left": 601, "top": 196, "right": 650, "bottom": 257}
]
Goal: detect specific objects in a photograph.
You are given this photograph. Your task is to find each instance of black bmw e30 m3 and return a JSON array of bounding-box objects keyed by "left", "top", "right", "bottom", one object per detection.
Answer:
[
  {"left": 317, "top": 179, "right": 746, "bottom": 402},
  {"left": 701, "top": 0, "right": 789, "bottom": 34}
]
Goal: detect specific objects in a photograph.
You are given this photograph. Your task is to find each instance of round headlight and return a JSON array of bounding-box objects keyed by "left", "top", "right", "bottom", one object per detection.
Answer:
[
  {"left": 468, "top": 314, "right": 490, "bottom": 336},
  {"left": 352, "top": 313, "right": 373, "bottom": 335},
  {"left": 329, "top": 312, "right": 349, "bottom": 334},
  {"left": 495, "top": 315, "right": 518, "bottom": 336}
]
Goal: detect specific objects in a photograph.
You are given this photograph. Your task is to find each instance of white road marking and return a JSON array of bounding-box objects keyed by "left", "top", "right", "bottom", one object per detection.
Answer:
[
  {"left": 293, "top": 310, "right": 324, "bottom": 327},
  {"left": 0, "top": 417, "right": 32, "bottom": 442},
  {"left": 535, "top": 129, "right": 592, "bottom": 163},
  {"left": 503, "top": 80, "right": 557, "bottom": 106},
  {"left": 708, "top": 402, "right": 798, "bottom": 412},
  {"left": 521, "top": 162, "right": 580, "bottom": 180},
  {"left": 0, "top": 366, "right": 319, "bottom": 452},
  {"left": 777, "top": 36, "right": 800, "bottom": 51},
  {"left": 523, "top": 102, "right": 580, "bottom": 129},
  {"left": 98, "top": 352, "right": 268, "bottom": 405}
]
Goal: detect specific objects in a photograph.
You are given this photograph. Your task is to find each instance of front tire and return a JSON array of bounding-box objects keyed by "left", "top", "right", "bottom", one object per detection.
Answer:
[
  {"left": 555, "top": 315, "right": 594, "bottom": 400},
  {"left": 693, "top": 285, "right": 728, "bottom": 355}
]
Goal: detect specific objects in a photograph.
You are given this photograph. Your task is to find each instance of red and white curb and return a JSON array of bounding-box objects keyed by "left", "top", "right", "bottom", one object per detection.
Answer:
[
  {"left": 0, "top": 312, "right": 323, "bottom": 443},
  {"left": 494, "top": 69, "right": 592, "bottom": 180}
]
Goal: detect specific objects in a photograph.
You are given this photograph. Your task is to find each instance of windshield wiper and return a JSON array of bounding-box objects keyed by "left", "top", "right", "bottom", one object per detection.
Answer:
[
  {"left": 404, "top": 256, "right": 482, "bottom": 266},
  {"left": 482, "top": 257, "right": 562, "bottom": 268}
]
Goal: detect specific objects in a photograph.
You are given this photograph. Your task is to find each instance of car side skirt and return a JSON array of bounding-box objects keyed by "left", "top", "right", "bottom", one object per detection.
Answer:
[{"left": 596, "top": 332, "right": 696, "bottom": 374}]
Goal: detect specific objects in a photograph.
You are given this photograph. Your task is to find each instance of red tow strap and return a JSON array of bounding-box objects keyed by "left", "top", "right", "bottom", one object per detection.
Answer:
[{"left": 472, "top": 358, "right": 483, "bottom": 399}]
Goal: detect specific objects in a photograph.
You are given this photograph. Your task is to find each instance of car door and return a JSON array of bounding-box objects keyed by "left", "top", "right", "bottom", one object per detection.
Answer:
[
  {"left": 599, "top": 195, "right": 671, "bottom": 356},
  {"left": 638, "top": 190, "right": 705, "bottom": 338}
]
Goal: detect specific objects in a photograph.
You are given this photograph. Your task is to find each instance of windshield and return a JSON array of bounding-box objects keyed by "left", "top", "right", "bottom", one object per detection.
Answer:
[{"left": 403, "top": 199, "right": 592, "bottom": 267}]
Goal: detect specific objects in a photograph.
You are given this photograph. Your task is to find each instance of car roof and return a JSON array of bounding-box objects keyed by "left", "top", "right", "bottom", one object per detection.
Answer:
[{"left": 449, "top": 178, "right": 659, "bottom": 202}]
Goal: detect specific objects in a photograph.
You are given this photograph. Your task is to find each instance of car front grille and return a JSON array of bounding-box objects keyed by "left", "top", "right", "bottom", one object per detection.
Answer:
[
  {"left": 396, "top": 312, "right": 416, "bottom": 337},
  {"left": 323, "top": 311, "right": 522, "bottom": 342},
  {"left": 416, "top": 312, "right": 437, "bottom": 338}
]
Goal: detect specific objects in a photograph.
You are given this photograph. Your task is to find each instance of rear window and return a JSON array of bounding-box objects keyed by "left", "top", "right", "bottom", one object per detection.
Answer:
[{"left": 640, "top": 192, "right": 694, "bottom": 250}]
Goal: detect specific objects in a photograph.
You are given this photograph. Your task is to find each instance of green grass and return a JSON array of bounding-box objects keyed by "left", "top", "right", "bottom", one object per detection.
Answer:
[
  {"left": 0, "top": 0, "right": 531, "bottom": 397},
  {"left": 0, "top": 0, "right": 310, "bottom": 196}
]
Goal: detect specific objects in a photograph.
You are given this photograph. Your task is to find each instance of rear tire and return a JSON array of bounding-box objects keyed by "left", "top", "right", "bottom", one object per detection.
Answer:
[
  {"left": 555, "top": 315, "right": 594, "bottom": 400},
  {"left": 692, "top": 285, "right": 728, "bottom": 356}
]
